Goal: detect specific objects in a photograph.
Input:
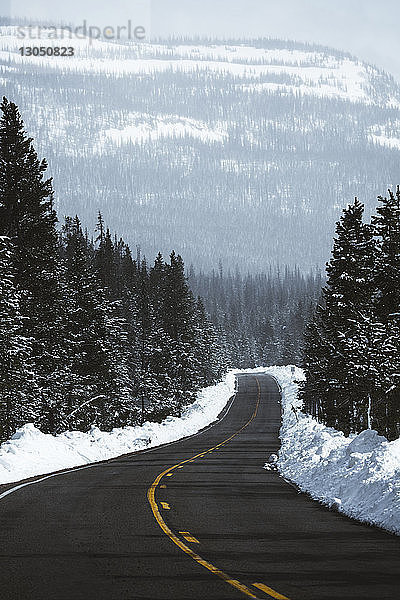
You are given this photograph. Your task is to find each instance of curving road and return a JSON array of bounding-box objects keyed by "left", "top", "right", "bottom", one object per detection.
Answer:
[{"left": 0, "top": 374, "right": 399, "bottom": 600}]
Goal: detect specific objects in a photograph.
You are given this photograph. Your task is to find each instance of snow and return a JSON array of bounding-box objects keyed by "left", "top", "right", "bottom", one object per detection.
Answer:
[
  {"left": 0, "top": 372, "right": 236, "bottom": 485},
  {"left": 166, "top": 44, "right": 330, "bottom": 64},
  {"left": 368, "top": 123, "right": 400, "bottom": 149},
  {"left": 242, "top": 80, "right": 366, "bottom": 103},
  {"left": 260, "top": 365, "right": 400, "bottom": 536},
  {"left": 97, "top": 113, "right": 227, "bottom": 147},
  {"left": 369, "top": 133, "right": 400, "bottom": 150}
]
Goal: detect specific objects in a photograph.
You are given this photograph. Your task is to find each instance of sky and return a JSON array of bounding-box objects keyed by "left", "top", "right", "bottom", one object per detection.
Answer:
[{"left": 4, "top": 0, "right": 400, "bottom": 81}]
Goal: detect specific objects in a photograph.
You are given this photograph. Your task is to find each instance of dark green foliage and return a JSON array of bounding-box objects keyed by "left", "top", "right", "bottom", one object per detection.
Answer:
[
  {"left": 373, "top": 188, "right": 400, "bottom": 322},
  {"left": 0, "top": 236, "right": 33, "bottom": 439},
  {"left": 0, "top": 97, "right": 69, "bottom": 434},
  {"left": 302, "top": 195, "right": 400, "bottom": 440},
  {"left": 59, "top": 216, "right": 135, "bottom": 431}
]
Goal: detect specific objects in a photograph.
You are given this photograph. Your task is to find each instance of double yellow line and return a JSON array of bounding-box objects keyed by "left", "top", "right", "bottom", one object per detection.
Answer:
[{"left": 147, "top": 376, "right": 290, "bottom": 600}]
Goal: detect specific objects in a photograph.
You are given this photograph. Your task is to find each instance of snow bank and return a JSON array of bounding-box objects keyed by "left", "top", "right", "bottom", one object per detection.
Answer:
[
  {"left": 262, "top": 365, "right": 400, "bottom": 536},
  {"left": 0, "top": 372, "right": 236, "bottom": 485}
]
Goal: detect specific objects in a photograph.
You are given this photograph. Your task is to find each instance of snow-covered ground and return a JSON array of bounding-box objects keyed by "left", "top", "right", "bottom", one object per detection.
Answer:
[
  {"left": 261, "top": 365, "right": 400, "bottom": 536},
  {"left": 0, "top": 373, "right": 236, "bottom": 485},
  {"left": 96, "top": 113, "right": 227, "bottom": 147}
]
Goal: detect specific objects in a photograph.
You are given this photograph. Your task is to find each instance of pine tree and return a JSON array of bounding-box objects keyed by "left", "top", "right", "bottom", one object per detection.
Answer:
[
  {"left": 301, "top": 308, "right": 326, "bottom": 420},
  {"left": 61, "top": 217, "right": 135, "bottom": 431},
  {"left": 301, "top": 199, "right": 376, "bottom": 433},
  {"left": 0, "top": 97, "right": 68, "bottom": 432},
  {"left": 162, "top": 252, "right": 198, "bottom": 413},
  {"left": 372, "top": 188, "right": 400, "bottom": 323},
  {"left": 146, "top": 253, "right": 178, "bottom": 419},
  {"left": 0, "top": 100, "right": 231, "bottom": 436},
  {"left": 193, "top": 297, "right": 225, "bottom": 387},
  {"left": 0, "top": 237, "right": 33, "bottom": 439},
  {"left": 95, "top": 224, "right": 117, "bottom": 296},
  {"left": 372, "top": 188, "right": 400, "bottom": 438}
]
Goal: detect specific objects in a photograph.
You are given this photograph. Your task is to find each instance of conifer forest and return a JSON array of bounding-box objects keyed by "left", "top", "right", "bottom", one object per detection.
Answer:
[{"left": 0, "top": 97, "right": 227, "bottom": 440}]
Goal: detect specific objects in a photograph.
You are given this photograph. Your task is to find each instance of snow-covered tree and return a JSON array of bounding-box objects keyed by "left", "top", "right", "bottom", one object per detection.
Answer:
[
  {"left": 0, "top": 97, "right": 69, "bottom": 432},
  {"left": 0, "top": 237, "right": 33, "bottom": 439},
  {"left": 302, "top": 199, "right": 377, "bottom": 433},
  {"left": 0, "top": 99, "right": 229, "bottom": 438},
  {"left": 371, "top": 188, "right": 400, "bottom": 438},
  {"left": 61, "top": 217, "right": 135, "bottom": 431},
  {"left": 372, "top": 188, "right": 400, "bottom": 322}
]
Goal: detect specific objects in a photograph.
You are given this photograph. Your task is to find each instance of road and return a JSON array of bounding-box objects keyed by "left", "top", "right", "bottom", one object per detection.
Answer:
[{"left": 0, "top": 373, "right": 399, "bottom": 600}]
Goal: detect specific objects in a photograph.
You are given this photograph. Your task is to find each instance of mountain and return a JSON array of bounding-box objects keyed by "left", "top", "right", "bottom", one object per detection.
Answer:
[{"left": 2, "top": 26, "right": 400, "bottom": 270}]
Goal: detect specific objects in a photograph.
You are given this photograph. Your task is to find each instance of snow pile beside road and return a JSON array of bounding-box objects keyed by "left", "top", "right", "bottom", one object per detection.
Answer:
[
  {"left": 0, "top": 372, "right": 236, "bottom": 485},
  {"left": 265, "top": 365, "right": 400, "bottom": 535}
]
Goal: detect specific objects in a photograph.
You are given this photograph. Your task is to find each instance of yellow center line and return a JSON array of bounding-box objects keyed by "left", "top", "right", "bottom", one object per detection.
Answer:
[
  {"left": 147, "top": 377, "right": 290, "bottom": 600},
  {"left": 178, "top": 531, "right": 200, "bottom": 544},
  {"left": 253, "top": 583, "right": 290, "bottom": 600}
]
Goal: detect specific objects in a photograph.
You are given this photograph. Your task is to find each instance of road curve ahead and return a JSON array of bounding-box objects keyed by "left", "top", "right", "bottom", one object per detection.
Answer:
[{"left": 0, "top": 374, "right": 399, "bottom": 600}]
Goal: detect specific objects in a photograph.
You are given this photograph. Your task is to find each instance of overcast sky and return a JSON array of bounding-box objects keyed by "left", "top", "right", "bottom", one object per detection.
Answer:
[{"left": 5, "top": 0, "right": 400, "bottom": 81}]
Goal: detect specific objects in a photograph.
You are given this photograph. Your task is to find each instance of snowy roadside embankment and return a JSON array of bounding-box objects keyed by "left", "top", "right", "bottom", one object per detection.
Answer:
[
  {"left": 263, "top": 365, "right": 400, "bottom": 536},
  {"left": 0, "top": 373, "right": 236, "bottom": 485}
]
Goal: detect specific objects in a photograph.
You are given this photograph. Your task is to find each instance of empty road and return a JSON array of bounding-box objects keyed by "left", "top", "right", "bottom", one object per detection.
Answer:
[{"left": 0, "top": 373, "right": 399, "bottom": 600}]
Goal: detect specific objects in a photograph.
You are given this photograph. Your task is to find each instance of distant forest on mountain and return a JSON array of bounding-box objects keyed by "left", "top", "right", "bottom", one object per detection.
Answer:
[{"left": 2, "top": 31, "right": 400, "bottom": 270}]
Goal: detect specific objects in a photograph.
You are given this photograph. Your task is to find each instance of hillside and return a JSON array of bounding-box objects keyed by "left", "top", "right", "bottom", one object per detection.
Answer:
[{"left": 2, "top": 27, "right": 400, "bottom": 269}]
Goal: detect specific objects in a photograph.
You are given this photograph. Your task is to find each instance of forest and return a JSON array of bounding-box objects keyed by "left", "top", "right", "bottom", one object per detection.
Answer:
[
  {"left": 189, "top": 266, "right": 322, "bottom": 368},
  {"left": 0, "top": 97, "right": 226, "bottom": 440},
  {"left": 0, "top": 96, "right": 321, "bottom": 441}
]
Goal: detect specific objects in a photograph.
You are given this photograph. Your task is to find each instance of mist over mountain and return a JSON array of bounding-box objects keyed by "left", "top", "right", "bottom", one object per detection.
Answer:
[{"left": 2, "top": 26, "right": 400, "bottom": 270}]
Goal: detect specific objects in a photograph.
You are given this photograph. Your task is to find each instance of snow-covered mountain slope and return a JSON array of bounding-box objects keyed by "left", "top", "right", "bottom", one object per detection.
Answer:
[{"left": 2, "top": 27, "right": 400, "bottom": 269}]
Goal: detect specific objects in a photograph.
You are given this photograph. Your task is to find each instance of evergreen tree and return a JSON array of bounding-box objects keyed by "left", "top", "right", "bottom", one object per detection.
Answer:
[
  {"left": 0, "top": 97, "right": 68, "bottom": 432},
  {"left": 95, "top": 224, "right": 117, "bottom": 296},
  {"left": 0, "top": 237, "right": 33, "bottom": 439},
  {"left": 372, "top": 188, "right": 400, "bottom": 438},
  {"left": 372, "top": 188, "right": 400, "bottom": 323},
  {"left": 301, "top": 199, "right": 376, "bottom": 433},
  {"left": 162, "top": 252, "right": 198, "bottom": 413},
  {"left": 61, "top": 217, "right": 135, "bottom": 431},
  {"left": 193, "top": 297, "right": 225, "bottom": 387},
  {"left": 0, "top": 99, "right": 230, "bottom": 438}
]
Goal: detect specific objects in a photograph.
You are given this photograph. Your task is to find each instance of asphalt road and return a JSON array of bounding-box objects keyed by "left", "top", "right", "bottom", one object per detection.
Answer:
[{"left": 0, "top": 373, "right": 399, "bottom": 600}]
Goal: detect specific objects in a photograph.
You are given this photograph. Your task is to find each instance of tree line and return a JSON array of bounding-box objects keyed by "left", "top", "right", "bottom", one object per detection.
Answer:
[
  {"left": 0, "top": 97, "right": 225, "bottom": 441},
  {"left": 189, "top": 265, "right": 322, "bottom": 368},
  {"left": 301, "top": 194, "right": 400, "bottom": 440}
]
